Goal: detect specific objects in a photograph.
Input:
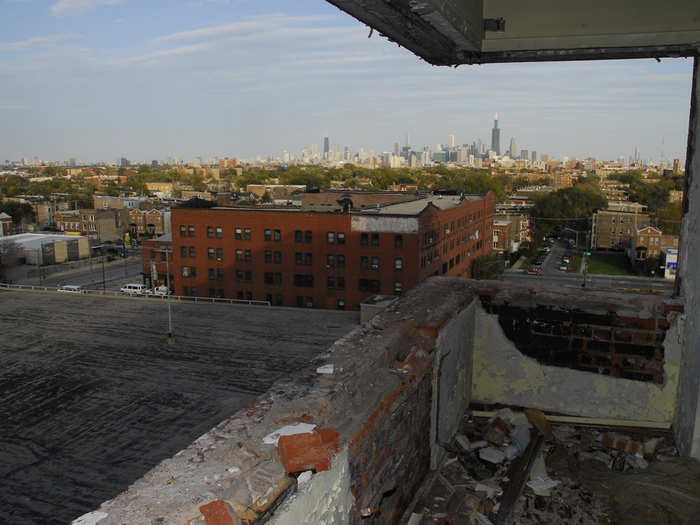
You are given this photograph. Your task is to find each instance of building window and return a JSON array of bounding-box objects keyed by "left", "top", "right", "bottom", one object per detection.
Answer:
[
  {"left": 296, "top": 296, "right": 305, "bottom": 307},
  {"left": 209, "top": 288, "right": 216, "bottom": 297},
  {"left": 235, "top": 227, "right": 243, "bottom": 240},
  {"left": 208, "top": 247, "right": 215, "bottom": 260},
  {"left": 265, "top": 250, "right": 272, "bottom": 263},
  {"left": 305, "top": 253, "right": 312, "bottom": 265},
  {"left": 360, "top": 233, "right": 368, "bottom": 246},
  {"left": 216, "top": 248, "right": 223, "bottom": 261},
  {"left": 360, "top": 256, "right": 369, "bottom": 269},
  {"left": 216, "top": 226, "right": 223, "bottom": 239},
  {"left": 190, "top": 286, "right": 198, "bottom": 297},
  {"left": 274, "top": 251, "right": 282, "bottom": 264},
  {"left": 265, "top": 229, "right": 272, "bottom": 241},
  {"left": 208, "top": 268, "right": 215, "bottom": 280},
  {"left": 188, "top": 226, "right": 195, "bottom": 237},
  {"left": 327, "top": 232, "right": 335, "bottom": 244},
  {"left": 217, "top": 288, "right": 224, "bottom": 298},
  {"left": 274, "top": 272, "right": 282, "bottom": 285},
  {"left": 274, "top": 229, "right": 282, "bottom": 242},
  {"left": 394, "top": 281, "right": 403, "bottom": 295},
  {"left": 265, "top": 293, "right": 272, "bottom": 304},
  {"left": 371, "top": 256, "right": 380, "bottom": 270},
  {"left": 181, "top": 266, "right": 195, "bottom": 277},
  {"left": 295, "top": 252, "right": 303, "bottom": 265},
  {"left": 327, "top": 276, "right": 336, "bottom": 289},
  {"left": 337, "top": 254, "right": 345, "bottom": 268},
  {"left": 189, "top": 246, "right": 196, "bottom": 258},
  {"left": 236, "top": 291, "right": 244, "bottom": 300},
  {"left": 394, "top": 257, "right": 403, "bottom": 270},
  {"left": 150, "top": 250, "right": 156, "bottom": 260},
  {"left": 217, "top": 268, "right": 224, "bottom": 281},
  {"left": 294, "top": 230, "right": 302, "bottom": 242},
  {"left": 337, "top": 276, "right": 345, "bottom": 290},
  {"left": 265, "top": 272, "right": 274, "bottom": 284},
  {"left": 244, "top": 228, "right": 251, "bottom": 240},
  {"left": 327, "top": 255, "right": 335, "bottom": 267},
  {"left": 395, "top": 235, "right": 403, "bottom": 249},
  {"left": 294, "top": 274, "right": 314, "bottom": 288},
  {"left": 180, "top": 246, "right": 187, "bottom": 257},
  {"left": 359, "top": 279, "right": 380, "bottom": 292},
  {"left": 246, "top": 291, "right": 253, "bottom": 301},
  {"left": 207, "top": 226, "right": 214, "bottom": 238},
  {"left": 236, "top": 270, "right": 244, "bottom": 282},
  {"left": 179, "top": 225, "right": 186, "bottom": 237},
  {"left": 337, "top": 299, "right": 345, "bottom": 310},
  {"left": 275, "top": 294, "right": 283, "bottom": 306},
  {"left": 304, "top": 230, "right": 312, "bottom": 243},
  {"left": 235, "top": 249, "right": 243, "bottom": 261},
  {"left": 371, "top": 233, "right": 380, "bottom": 247},
  {"left": 183, "top": 286, "right": 189, "bottom": 296},
  {"left": 337, "top": 232, "right": 345, "bottom": 245},
  {"left": 245, "top": 249, "right": 252, "bottom": 262},
  {"left": 161, "top": 251, "right": 167, "bottom": 262}
]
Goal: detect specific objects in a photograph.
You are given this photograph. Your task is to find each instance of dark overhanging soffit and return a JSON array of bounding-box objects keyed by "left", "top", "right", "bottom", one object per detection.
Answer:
[{"left": 325, "top": 0, "right": 700, "bottom": 65}]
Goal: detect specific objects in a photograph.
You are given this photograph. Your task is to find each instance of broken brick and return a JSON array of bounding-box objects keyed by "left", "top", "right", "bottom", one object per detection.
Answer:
[
  {"left": 278, "top": 428, "right": 339, "bottom": 474},
  {"left": 199, "top": 500, "right": 239, "bottom": 525},
  {"left": 600, "top": 433, "right": 643, "bottom": 455}
]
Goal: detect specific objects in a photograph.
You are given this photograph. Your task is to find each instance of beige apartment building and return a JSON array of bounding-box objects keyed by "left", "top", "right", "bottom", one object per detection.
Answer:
[
  {"left": 591, "top": 208, "right": 650, "bottom": 250},
  {"left": 128, "top": 208, "right": 171, "bottom": 239},
  {"left": 55, "top": 208, "right": 129, "bottom": 242}
]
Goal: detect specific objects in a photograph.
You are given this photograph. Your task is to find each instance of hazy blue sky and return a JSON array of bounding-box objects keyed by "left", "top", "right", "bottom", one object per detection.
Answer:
[{"left": 0, "top": 0, "right": 693, "bottom": 164}]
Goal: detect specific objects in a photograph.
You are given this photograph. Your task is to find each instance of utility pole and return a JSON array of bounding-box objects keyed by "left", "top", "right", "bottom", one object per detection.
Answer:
[
  {"left": 164, "top": 247, "right": 174, "bottom": 345},
  {"left": 101, "top": 254, "right": 106, "bottom": 294}
]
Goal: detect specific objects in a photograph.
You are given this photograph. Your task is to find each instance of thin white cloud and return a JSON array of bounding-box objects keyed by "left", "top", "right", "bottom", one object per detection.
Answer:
[
  {"left": 50, "top": 0, "right": 125, "bottom": 16},
  {"left": 114, "top": 42, "right": 214, "bottom": 67},
  {"left": 155, "top": 13, "right": 337, "bottom": 43},
  {"left": 0, "top": 33, "right": 81, "bottom": 52}
]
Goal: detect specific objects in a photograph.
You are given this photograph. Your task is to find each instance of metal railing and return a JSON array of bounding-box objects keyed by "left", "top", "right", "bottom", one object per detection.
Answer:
[{"left": 0, "top": 282, "right": 271, "bottom": 306}]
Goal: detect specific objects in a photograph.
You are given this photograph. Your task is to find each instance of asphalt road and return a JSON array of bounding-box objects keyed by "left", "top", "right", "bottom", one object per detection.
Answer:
[
  {"left": 505, "top": 241, "right": 674, "bottom": 296},
  {"left": 0, "top": 291, "right": 358, "bottom": 525}
]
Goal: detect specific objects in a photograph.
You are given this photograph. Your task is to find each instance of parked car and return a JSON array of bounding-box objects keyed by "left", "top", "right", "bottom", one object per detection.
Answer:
[
  {"left": 120, "top": 283, "right": 147, "bottom": 295},
  {"left": 562, "top": 256, "right": 571, "bottom": 264},
  {"left": 58, "top": 284, "right": 86, "bottom": 294},
  {"left": 559, "top": 264, "right": 568, "bottom": 271},
  {"left": 527, "top": 267, "right": 543, "bottom": 275},
  {"left": 146, "top": 285, "right": 170, "bottom": 297}
]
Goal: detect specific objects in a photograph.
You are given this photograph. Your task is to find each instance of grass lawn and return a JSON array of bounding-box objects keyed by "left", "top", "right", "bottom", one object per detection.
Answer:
[
  {"left": 567, "top": 255, "right": 582, "bottom": 273},
  {"left": 587, "top": 253, "right": 635, "bottom": 276}
]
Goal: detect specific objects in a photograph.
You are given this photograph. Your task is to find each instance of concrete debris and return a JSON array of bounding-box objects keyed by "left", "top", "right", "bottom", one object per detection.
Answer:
[
  {"left": 296, "top": 470, "right": 313, "bottom": 489},
  {"left": 526, "top": 476, "right": 561, "bottom": 496},
  {"left": 262, "top": 422, "right": 316, "bottom": 445},
  {"left": 70, "top": 511, "right": 109, "bottom": 525},
  {"left": 316, "top": 364, "right": 334, "bottom": 374},
  {"left": 475, "top": 512, "right": 494, "bottom": 525},
  {"left": 400, "top": 407, "right": 682, "bottom": 525},
  {"left": 479, "top": 446, "right": 506, "bottom": 464},
  {"left": 226, "top": 466, "right": 240, "bottom": 474}
]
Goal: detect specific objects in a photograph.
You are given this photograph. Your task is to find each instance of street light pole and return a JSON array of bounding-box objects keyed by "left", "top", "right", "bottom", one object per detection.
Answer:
[
  {"left": 164, "top": 247, "right": 173, "bottom": 345},
  {"left": 101, "top": 255, "right": 106, "bottom": 294}
]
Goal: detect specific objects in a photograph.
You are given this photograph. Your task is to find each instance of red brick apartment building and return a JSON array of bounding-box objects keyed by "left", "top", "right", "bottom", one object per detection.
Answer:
[{"left": 167, "top": 192, "right": 495, "bottom": 310}]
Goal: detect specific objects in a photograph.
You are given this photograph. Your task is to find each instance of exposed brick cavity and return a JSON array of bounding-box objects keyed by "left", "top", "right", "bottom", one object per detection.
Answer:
[{"left": 480, "top": 301, "right": 672, "bottom": 384}]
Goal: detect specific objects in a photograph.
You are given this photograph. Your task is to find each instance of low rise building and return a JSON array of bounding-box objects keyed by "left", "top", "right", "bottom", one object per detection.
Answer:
[
  {"left": 630, "top": 225, "right": 663, "bottom": 262},
  {"left": 170, "top": 191, "right": 495, "bottom": 309},
  {"left": 0, "top": 212, "right": 12, "bottom": 237},
  {"left": 492, "top": 219, "right": 515, "bottom": 254},
  {"left": 141, "top": 233, "right": 173, "bottom": 289},
  {"left": 128, "top": 208, "right": 171, "bottom": 239},
  {"left": 55, "top": 208, "right": 129, "bottom": 242},
  {"left": 1, "top": 233, "right": 89, "bottom": 265},
  {"left": 592, "top": 208, "right": 650, "bottom": 250}
]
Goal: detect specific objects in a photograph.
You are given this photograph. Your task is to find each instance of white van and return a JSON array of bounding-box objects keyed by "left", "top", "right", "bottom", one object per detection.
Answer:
[{"left": 120, "top": 283, "right": 147, "bottom": 295}]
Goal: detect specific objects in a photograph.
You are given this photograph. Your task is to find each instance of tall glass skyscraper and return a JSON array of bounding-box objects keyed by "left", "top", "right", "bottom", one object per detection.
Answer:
[
  {"left": 491, "top": 114, "right": 500, "bottom": 155},
  {"left": 323, "top": 137, "right": 330, "bottom": 158}
]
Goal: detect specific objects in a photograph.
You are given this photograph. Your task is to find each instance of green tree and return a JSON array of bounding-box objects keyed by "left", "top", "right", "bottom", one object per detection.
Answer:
[
  {"left": 261, "top": 191, "right": 273, "bottom": 203},
  {"left": 657, "top": 201, "right": 682, "bottom": 235},
  {"left": 472, "top": 254, "right": 505, "bottom": 280}
]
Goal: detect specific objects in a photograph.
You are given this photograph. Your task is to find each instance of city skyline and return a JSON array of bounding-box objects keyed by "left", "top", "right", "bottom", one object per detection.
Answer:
[{"left": 0, "top": 0, "right": 693, "bottom": 163}]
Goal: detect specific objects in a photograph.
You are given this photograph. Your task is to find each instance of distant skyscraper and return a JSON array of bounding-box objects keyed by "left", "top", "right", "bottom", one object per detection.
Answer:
[
  {"left": 448, "top": 135, "right": 455, "bottom": 148},
  {"left": 119, "top": 157, "right": 129, "bottom": 168},
  {"left": 323, "top": 137, "right": 330, "bottom": 158},
  {"left": 520, "top": 149, "right": 528, "bottom": 161},
  {"left": 509, "top": 137, "right": 517, "bottom": 158},
  {"left": 531, "top": 151, "right": 537, "bottom": 162},
  {"left": 491, "top": 114, "right": 500, "bottom": 155},
  {"left": 393, "top": 142, "right": 400, "bottom": 156}
]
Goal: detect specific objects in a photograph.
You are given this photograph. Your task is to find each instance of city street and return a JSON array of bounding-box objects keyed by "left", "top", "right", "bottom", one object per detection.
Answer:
[
  {"left": 504, "top": 240, "right": 675, "bottom": 296},
  {"left": 10, "top": 257, "right": 143, "bottom": 292}
]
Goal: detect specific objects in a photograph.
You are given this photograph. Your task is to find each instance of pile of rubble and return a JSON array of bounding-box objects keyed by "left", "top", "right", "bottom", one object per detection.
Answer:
[{"left": 401, "top": 407, "right": 689, "bottom": 525}]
